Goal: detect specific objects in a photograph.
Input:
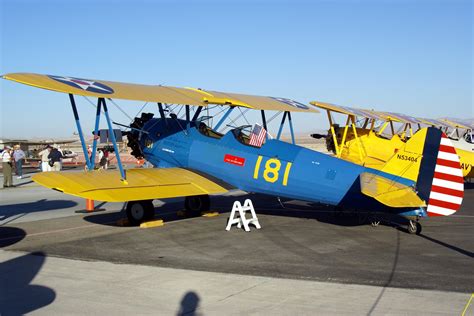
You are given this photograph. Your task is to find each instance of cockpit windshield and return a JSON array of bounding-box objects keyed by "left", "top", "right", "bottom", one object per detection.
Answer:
[
  {"left": 231, "top": 125, "right": 266, "bottom": 148},
  {"left": 196, "top": 117, "right": 223, "bottom": 139}
]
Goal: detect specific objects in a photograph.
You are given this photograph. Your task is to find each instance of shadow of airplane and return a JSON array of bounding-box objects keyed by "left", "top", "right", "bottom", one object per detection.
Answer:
[
  {"left": 417, "top": 233, "right": 474, "bottom": 258},
  {"left": 82, "top": 198, "right": 197, "bottom": 227},
  {"left": 0, "top": 199, "right": 78, "bottom": 225},
  {"left": 0, "top": 252, "right": 56, "bottom": 315},
  {"left": 464, "top": 182, "right": 474, "bottom": 190}
]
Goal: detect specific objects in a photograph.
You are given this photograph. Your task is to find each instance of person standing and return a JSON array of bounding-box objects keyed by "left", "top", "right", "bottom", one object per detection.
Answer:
[
  {"left": 2, "top": 147, "right": 14, "bottom": 188},
  {"left": 48, "top": 147, "right": 63, "bottom": 171},
  {"left": 98, "top": 149, "right": 106, "bottom": 170},
  {"left": 38, "top": 146, "right": 52, "bottom": 172},
  {"left": 103, "top": 149, "right": 109, "bottom": 170},
  {"left": 13, "top": 145, "right": 26, "bottom": 179},
  {"left": 57, "top": 145, "right": 64, "bottom": 169}
]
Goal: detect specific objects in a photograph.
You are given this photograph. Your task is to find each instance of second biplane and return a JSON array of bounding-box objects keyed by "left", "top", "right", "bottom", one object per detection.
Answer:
[
  {"left": 311, "top": 101, "right": 474, "bottom": 179},
  {"left": 2, "top": 73, "right": 466, "bottom": 234}
]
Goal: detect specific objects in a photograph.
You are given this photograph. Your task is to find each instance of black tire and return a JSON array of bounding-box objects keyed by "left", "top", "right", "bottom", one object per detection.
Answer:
[
  {"left": 407, "top": 220, "right": 422, "bottom": 235},
  {"left": 184, "top": 195, "right": 210, "bottom": 215},
  {"left": 126, "top": 200, "right": 154, "bottom": 225},
  {"left": 415, "top": 222, "right": 422, "bottom": 235}
]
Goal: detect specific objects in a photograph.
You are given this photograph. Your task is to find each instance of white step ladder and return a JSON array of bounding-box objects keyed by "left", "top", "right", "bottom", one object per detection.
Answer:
[{"left": 226, "top": 199, "right": 261, "bottom": 232}]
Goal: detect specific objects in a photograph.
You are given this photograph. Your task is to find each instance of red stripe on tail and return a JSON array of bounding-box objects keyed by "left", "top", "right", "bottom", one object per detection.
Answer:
[
  {"left": 436, "top": 158, "right": 461, "bottom": 169},
  {"left": 438, "top": 144, "right": 457, "bottom": 154},
  {"left": 428, "top": 198, "right": 461, "bottom": 210},
  {"left": 431, "top": 185, "right": 464, "bottom": 198},
  {"left": 433, "top": 172, "right": 464, "bottom": 183}
]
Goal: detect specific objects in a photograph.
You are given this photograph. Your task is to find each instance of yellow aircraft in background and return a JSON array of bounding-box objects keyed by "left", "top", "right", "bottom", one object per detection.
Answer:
[{"left": 310, "top": 101, "right": 473, "bottom": 179}]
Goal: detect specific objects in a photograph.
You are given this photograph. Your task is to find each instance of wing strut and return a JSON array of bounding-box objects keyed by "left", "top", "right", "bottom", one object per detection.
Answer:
[
  {"left": 69, "top": 94, "right": 93, "bottom": 170},
  {"left": 261, "top": 110, "right": 268, "bottom": 140},
  {"left": 101, "top": 98, "right": 128, "bottom": 183},
  {"left": 192, "top": 106, "right": 203, "bottom": 121},
  {"left": 90, "top": 99, "right": 102, "bottom": 169},
  {"left": 215, "top": 106, "right": 235, "bottom": 131},
  {"left": 276, "top": 111, "right": 288, "bottom": 140},
  {"left": 68, "top": 95, "right": 128, "bottom": 182},
  {"left": 275, "top": 111, "right": 296, "bottom": 144},
  {"left": 288, "top": 111, "right": 296, "bottom": 145}
]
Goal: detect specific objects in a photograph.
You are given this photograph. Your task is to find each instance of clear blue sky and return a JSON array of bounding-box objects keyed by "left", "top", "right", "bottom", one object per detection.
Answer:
[{"left": 1, "top": 0, "right": 472, "bottom": 138}]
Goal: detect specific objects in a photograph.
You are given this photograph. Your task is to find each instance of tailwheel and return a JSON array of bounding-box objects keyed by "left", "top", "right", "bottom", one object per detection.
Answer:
[
  {"left": 184, "top": 195, "right": 210, "bottom": 215},
  {"left": 407, "top": 220, "right": 422, "bottom": 235},
  {"left": 126, "top": 200, "right": 155, "bottom": 225}
]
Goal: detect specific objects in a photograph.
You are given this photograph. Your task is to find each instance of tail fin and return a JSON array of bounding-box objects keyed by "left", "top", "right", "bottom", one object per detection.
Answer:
[{"left": 379, "top": 127, "right": 464, "bottom": 216}]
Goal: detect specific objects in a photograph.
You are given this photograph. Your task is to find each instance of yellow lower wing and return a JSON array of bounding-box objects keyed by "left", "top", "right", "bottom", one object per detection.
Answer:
[
  {"left": 32, "top": 168, "right": 228, "bottom": 202},
  {"left": 360, "top": 172, "right": 426, "bottom": 208}
]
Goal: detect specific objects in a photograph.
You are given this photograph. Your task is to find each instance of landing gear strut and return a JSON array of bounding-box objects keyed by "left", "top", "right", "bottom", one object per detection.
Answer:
[
  {"left": 126, "top": 200, "right": 155, "bottom": 225},
  {"left": 407, "top": 219, "right": 422, "bottom": 235},
  {"left": 184, "top": 195, "right": 210, "bottom": 215}
]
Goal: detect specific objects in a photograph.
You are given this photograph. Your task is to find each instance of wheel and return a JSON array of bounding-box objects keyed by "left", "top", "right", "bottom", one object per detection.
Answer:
[
  {"left": 184, "top": 195, "right": 210, "bottom": 215},
  {"left": 407, "top": 220, "right": 422, "bottom": 235},
  {"left": 126, "top": 200, "right": 154, "bottom": 225}
]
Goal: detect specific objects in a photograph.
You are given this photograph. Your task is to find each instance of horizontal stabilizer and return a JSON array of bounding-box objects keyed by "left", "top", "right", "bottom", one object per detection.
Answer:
[
  {"left": 360, "top": 172, "right": 426, "bottom": 208},
  {"left": 32, "top": 168, "right": 228, "bottom": 202}
]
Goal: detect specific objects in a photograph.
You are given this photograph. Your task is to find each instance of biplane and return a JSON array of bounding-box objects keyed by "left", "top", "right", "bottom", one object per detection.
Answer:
[
  {"left": 311, "top": 101, "right": 474, "bottom": 179},
  {"left": 2, "top": 73, "right": 465, "bottom": 234}
]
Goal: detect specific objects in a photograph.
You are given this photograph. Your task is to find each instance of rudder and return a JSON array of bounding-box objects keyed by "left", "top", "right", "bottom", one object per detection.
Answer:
[{"left": 379, "top": 127, "right": 464, "bottom": 216}]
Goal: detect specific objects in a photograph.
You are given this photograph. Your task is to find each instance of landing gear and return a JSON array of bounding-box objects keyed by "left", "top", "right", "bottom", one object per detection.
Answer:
[
  {"left": 184, "top": 195, "right": 210, "bottom": 215},
  {"left": 407, "top": 219, "right": 422, "bottom": 235},
  {"left": 126, "top": 200, "right": 154, "bottom": 225}
]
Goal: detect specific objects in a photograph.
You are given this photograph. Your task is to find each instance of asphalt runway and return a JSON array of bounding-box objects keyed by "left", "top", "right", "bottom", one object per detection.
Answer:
[{"left": 0, "top": 173, "right": 473, "bottom": 314}]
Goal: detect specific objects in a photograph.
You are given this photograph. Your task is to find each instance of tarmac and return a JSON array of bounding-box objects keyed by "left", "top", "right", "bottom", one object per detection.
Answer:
[{"left": 0, "top": 169, "right": 473, "bottom": 315}]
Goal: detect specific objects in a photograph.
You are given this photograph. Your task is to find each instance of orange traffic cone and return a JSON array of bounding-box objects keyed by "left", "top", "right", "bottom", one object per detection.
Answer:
[{"left": 86, "top": 199, "right": 95, "bottom": 212}]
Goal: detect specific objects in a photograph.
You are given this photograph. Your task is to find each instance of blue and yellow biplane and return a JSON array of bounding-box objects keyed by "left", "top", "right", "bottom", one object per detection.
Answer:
[{"left": 2, "top": 73, "right": 465, "bottom": 234}]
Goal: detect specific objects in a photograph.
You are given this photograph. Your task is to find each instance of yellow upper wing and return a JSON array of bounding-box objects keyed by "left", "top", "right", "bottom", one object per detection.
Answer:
[
  {"left": 441, "top": 118, "right": 472, "bottom": 130},
  {"left": 310, "top": 101, "right": 382, "bottom": 120},
  {"left": 418, "top": 118, "right": 453, "bottom": 129},
  {"left": 371, "top": 111, "right": 422, "bottom": 124},
  {"left": 360, "top": 172, "right": 426, "bottom": 208},
  {"left": 32, "top": 168, "right": 229, "bottom": 202},
  {"left": 2, "top": 73, "right": 317, "bottom": 113}
]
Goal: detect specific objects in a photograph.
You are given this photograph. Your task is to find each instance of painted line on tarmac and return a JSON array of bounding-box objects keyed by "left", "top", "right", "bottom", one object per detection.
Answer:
[
  {"left": 462, "top": 293, "right": 474, "bottom": 316},
  {"left": 0, "top": 221, "right": 118, "bottom": 242}
]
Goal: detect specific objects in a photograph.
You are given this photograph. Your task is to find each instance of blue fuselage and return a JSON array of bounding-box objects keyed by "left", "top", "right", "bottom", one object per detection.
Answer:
[{"left": 138, "top": 118, "right": 419, "bottom": 216}]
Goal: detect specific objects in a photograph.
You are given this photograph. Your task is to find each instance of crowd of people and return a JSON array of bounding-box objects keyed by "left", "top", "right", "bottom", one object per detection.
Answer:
[
  {"left": 38, "top": 145, "right": 64, "bottom": 172},
  {"left": 2, "top": 143, "right": 113, "bottom": 188},
  {"left": 87, "top": 145, "right": 110, "bottom": 170}
]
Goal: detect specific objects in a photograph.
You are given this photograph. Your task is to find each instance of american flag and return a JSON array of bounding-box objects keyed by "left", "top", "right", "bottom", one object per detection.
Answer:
[{"left": 249, "top": 124, "right": 267, "bottom": 147}]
